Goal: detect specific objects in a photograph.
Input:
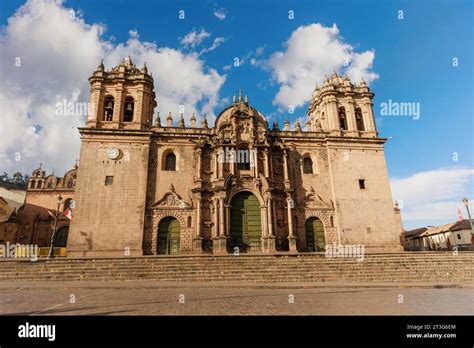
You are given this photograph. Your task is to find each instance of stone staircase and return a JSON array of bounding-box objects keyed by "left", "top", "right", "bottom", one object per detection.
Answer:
[{"left": 0, "top": 252, "right": 472, "bottom": 283}]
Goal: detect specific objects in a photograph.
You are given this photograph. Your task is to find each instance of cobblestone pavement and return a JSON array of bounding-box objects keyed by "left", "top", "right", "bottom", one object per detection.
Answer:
[{"left": 0, "top": 281, "right": 473, "bottom": 315}]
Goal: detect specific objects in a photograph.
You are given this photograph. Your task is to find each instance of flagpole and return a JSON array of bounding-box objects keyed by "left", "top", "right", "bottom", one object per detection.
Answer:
[
  {"left": 48, "top": 195, "right": 63, "bottom": 258},
  {"left": 463, "top": 197, "right": 474, "bottom": 236}
]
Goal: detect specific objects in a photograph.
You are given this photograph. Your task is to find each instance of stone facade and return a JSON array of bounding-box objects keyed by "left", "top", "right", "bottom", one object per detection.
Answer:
[
  {"left": 11, "top": 167, "right": 76, "bottom": 247},
  {"left": 67, "top": 58, "right": 403, "bottom": 257}
]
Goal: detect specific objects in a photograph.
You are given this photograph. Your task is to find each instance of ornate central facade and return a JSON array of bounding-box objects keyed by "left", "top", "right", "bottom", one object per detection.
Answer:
[{"left": 68, "top": 58, "right": 403, "bottom": 257}]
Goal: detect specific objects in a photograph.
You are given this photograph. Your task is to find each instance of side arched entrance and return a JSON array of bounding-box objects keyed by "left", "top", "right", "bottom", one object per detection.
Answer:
[
  {"left": 228, "top": 191, "right": 262, "bottom": 253},
  {"left": 157, "top": 217, "right": 180, "bottom": 255},
  {"left": 305, "top": 217, "right": 326, "bottom": 251}
]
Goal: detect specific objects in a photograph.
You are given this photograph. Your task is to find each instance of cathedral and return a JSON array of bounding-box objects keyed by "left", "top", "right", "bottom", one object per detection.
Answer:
[{"left": 65, "top": 57, "right": 403, "bottom": 257}]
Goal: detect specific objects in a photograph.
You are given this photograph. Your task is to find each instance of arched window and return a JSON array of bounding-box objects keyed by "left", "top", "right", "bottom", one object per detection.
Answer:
[
  {"left": 355, "top": 108, "right": 365, "bottom": 131},
  {"left": 67, "top": 175, "right": 76, "bottom": 188},
  {"left": 338, "top": 108, "right": 347, "bottom": 131},
  {"left": 104, "top": 96, "right": 114, "bottom": 121},
  {"left": 47, "top": 181, "right": 53, "bottom": 189},
  {"left": 303, "top": 157, "right": 313, "bottom": 174},
  {"left": 164, "top": 153, "right": 176, "bottom": 171},
  {"left": 124, "top": 97, "right": 134, "bottom": 122},
  {"left": 31, "top": 180, "right": 36, "bottom": 189}
]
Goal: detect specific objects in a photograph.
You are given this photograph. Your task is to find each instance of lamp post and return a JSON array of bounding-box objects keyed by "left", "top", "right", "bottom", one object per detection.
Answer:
[
  {"left": 48, "top": 195, "right": 63, "bottom": 258},
  {"left": 463, "top": 197, "right": 474, "bottom": 236}
]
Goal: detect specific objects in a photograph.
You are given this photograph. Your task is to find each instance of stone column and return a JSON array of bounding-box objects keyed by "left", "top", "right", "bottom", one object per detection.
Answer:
[
  {"left": 219, "top": 197, "right": 225, "bottom": 237},
  {"left": 283, "top": 150, "right": 289, "bottom": 181},
  {"left": 261, "top": 205, "right": 268, "bottom": 237},
  {"left": 283, "top": 150, "right": 291, "bottom": 190},
  {"left": 218, "top": 148, "right": 223, "bottom": 179},
  {"left": 87, "top": 83, "right": 102, "bottom": 126},
  {"left": 230, "top": 149, "right": 235, "bottom": 176},
  {"left": 211, "top": 153, "right": 216, "bottom": 181},
  {"left": 262, "top": 196, "right": 276, "bottom": 253},
  {"left": 264, "top": 151, "right": 270, "bottom": 177},
  {"left": 214, "top": 152, "right": 219, "bottom": 179},
  {"left": 267, "top": 197, "right": 274, "bottom": 236},
  {"left": 113, "top": 85, "right": 123, "bottom": 123},
  {"left": 224, "top": 204, "right": 230, "bottom": 236},
  {"left": 196, "top": 148, "right": 202, "bottom": 180},
  {"left": 363, "top": 99, "right": 377, "bottom": 133},
  {"left": 213, "top": 197, "right": 227, "bottom": 254},
  {"left": 287, "top": 196, "right": 297, "bottom": 252},
  {"left": 193, "top": 197, "right": 204, "bottom": 253},
  {"left": 211, "top": 199, "right": 218, "bottom": 238}
]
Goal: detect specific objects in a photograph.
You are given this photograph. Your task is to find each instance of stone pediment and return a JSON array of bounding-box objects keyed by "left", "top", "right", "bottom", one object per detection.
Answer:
[
  {"left": 305, "top": 187, "right": 334, "bottom": 209},
  {"left": 151, "top": 185, "right": 191, "bottom": 209}
]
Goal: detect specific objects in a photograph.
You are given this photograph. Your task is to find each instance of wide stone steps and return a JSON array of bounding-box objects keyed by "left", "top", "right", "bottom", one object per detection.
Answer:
[{"left": 0, "top": 253, "right": 472, "bottom": 283}]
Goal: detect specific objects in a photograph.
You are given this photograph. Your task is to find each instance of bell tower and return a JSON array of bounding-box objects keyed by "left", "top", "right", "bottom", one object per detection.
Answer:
[
  {"left": 87, "top": 57, "right": 156, "bottom": 130},
  {"left": 68, "top": 57, "right": 155, "bottom": 257},
  {"left": 307, "top": 72, "right": 377, "bottom": 138}
]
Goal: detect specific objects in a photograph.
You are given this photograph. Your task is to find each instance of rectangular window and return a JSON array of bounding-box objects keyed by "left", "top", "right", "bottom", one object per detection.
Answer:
[
  {"left": 105, "top": 176, "right": 114, "bottom": 186},
  {"left": 359, "top": 179, "right": 366, "bottom": 189},
  {"left": 457, "top": 234, "right": 461, "bottom": 240}
]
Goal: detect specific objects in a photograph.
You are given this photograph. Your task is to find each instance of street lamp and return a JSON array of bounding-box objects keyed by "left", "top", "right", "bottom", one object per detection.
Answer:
[
  {"left": 48, "top": 195, "right": 63, "bottom": 258},
  {"left": 462, "top": 197, "right": 474, "bottom": 236}
]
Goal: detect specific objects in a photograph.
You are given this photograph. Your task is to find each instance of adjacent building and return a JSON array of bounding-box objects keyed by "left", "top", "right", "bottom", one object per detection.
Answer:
[{"left": 403, "top": 220, "right": 473, "bottom": 251}]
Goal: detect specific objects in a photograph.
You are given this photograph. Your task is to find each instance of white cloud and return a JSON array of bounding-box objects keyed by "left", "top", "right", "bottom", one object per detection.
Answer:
[
  {"left": 262, "top": 23, "right": 379, "bottom": 109},
  {"left": 199, "top": 37, "right": 226, "bottom": 56},
  {"left": 0, "top": 0, "right": 225, "bottom": 176},
  {"left": 390, "top": 167, "right": 474, "bottom": 228},
  {"left": 179, "top": 29, "right": 226, "bottom": 56},
  {"left": 179, "top": 29, "right": 211, "bottom": 48},
  {"left": 213, "top": 9, "right": 226, "bottom": 21},
  {"left": 255, "top": 46, "right": 265, "bottom": 56}
]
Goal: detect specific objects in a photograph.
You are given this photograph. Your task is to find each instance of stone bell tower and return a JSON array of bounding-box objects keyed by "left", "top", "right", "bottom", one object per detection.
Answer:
[
  {"left": 68, "top": 58, "right": 156, "bottom": 257},
  {"left": 86, "top": 57, "right": 156, "bottom": 130},
  {"left": 307, "top": 72, "right": 377, "bottom": 138}
]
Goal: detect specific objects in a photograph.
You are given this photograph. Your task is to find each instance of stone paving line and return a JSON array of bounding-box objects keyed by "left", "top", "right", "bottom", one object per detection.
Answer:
[
  {"left": 0, "top": 280, "right": 473, "bottom": 291},
  {"left": 0, "top": 281, "right": 473, "bottom": 315}
]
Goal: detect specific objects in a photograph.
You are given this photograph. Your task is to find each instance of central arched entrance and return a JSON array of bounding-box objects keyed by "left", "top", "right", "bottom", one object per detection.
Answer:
[
  {"left": 229, "top": 191, "right": 262, "bottom": 253},
  {"left": 157, "top": 217, "right": 180, "bottom": 255},
  {"left": 305, "top": 217, "right": 326, "bottom": 252}
]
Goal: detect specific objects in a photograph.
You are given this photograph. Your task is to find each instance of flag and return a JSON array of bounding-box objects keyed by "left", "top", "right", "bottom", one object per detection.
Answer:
[
  {"left": 457, "top": 208, "right": 464, "bottom": 221},
  {"left": 63, "top": 208, "right": 74, "bottom": 220}
]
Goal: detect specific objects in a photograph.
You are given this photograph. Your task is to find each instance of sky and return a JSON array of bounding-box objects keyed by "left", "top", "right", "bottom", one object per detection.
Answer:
[{"left": 0, "top": 0, "right": 472, "bottom": 229}]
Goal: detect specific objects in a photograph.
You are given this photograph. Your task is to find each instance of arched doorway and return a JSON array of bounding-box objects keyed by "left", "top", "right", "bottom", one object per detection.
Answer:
[
  {"left": 229, "top": 191, "right": 262, "bottom": 253},
  {"left": 305, "top": 217, "right": 326, "bottom": 251},
  {"left": 54, "top": 226, "right": 69, "bottom": 247},
  {"left": 157, "top": 217, "right": 180, "bottom": 255}
]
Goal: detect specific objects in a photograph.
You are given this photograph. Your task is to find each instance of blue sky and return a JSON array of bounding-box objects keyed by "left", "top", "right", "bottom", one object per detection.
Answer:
[{"left": 0, "top": 0, "right": 472, "bottom": 228}]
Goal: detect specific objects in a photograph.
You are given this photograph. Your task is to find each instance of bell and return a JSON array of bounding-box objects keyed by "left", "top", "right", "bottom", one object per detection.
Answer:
[
  {"left": 105, "top": 101, "right": 113, "bottom": 109},
  {"left": 126, "top": 103, "right": 133, "bottom": 111}
]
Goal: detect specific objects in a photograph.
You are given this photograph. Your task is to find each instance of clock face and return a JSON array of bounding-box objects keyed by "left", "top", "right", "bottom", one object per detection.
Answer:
[{"left": 106, "top": 147, "right": 120, "bottom": 160}]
